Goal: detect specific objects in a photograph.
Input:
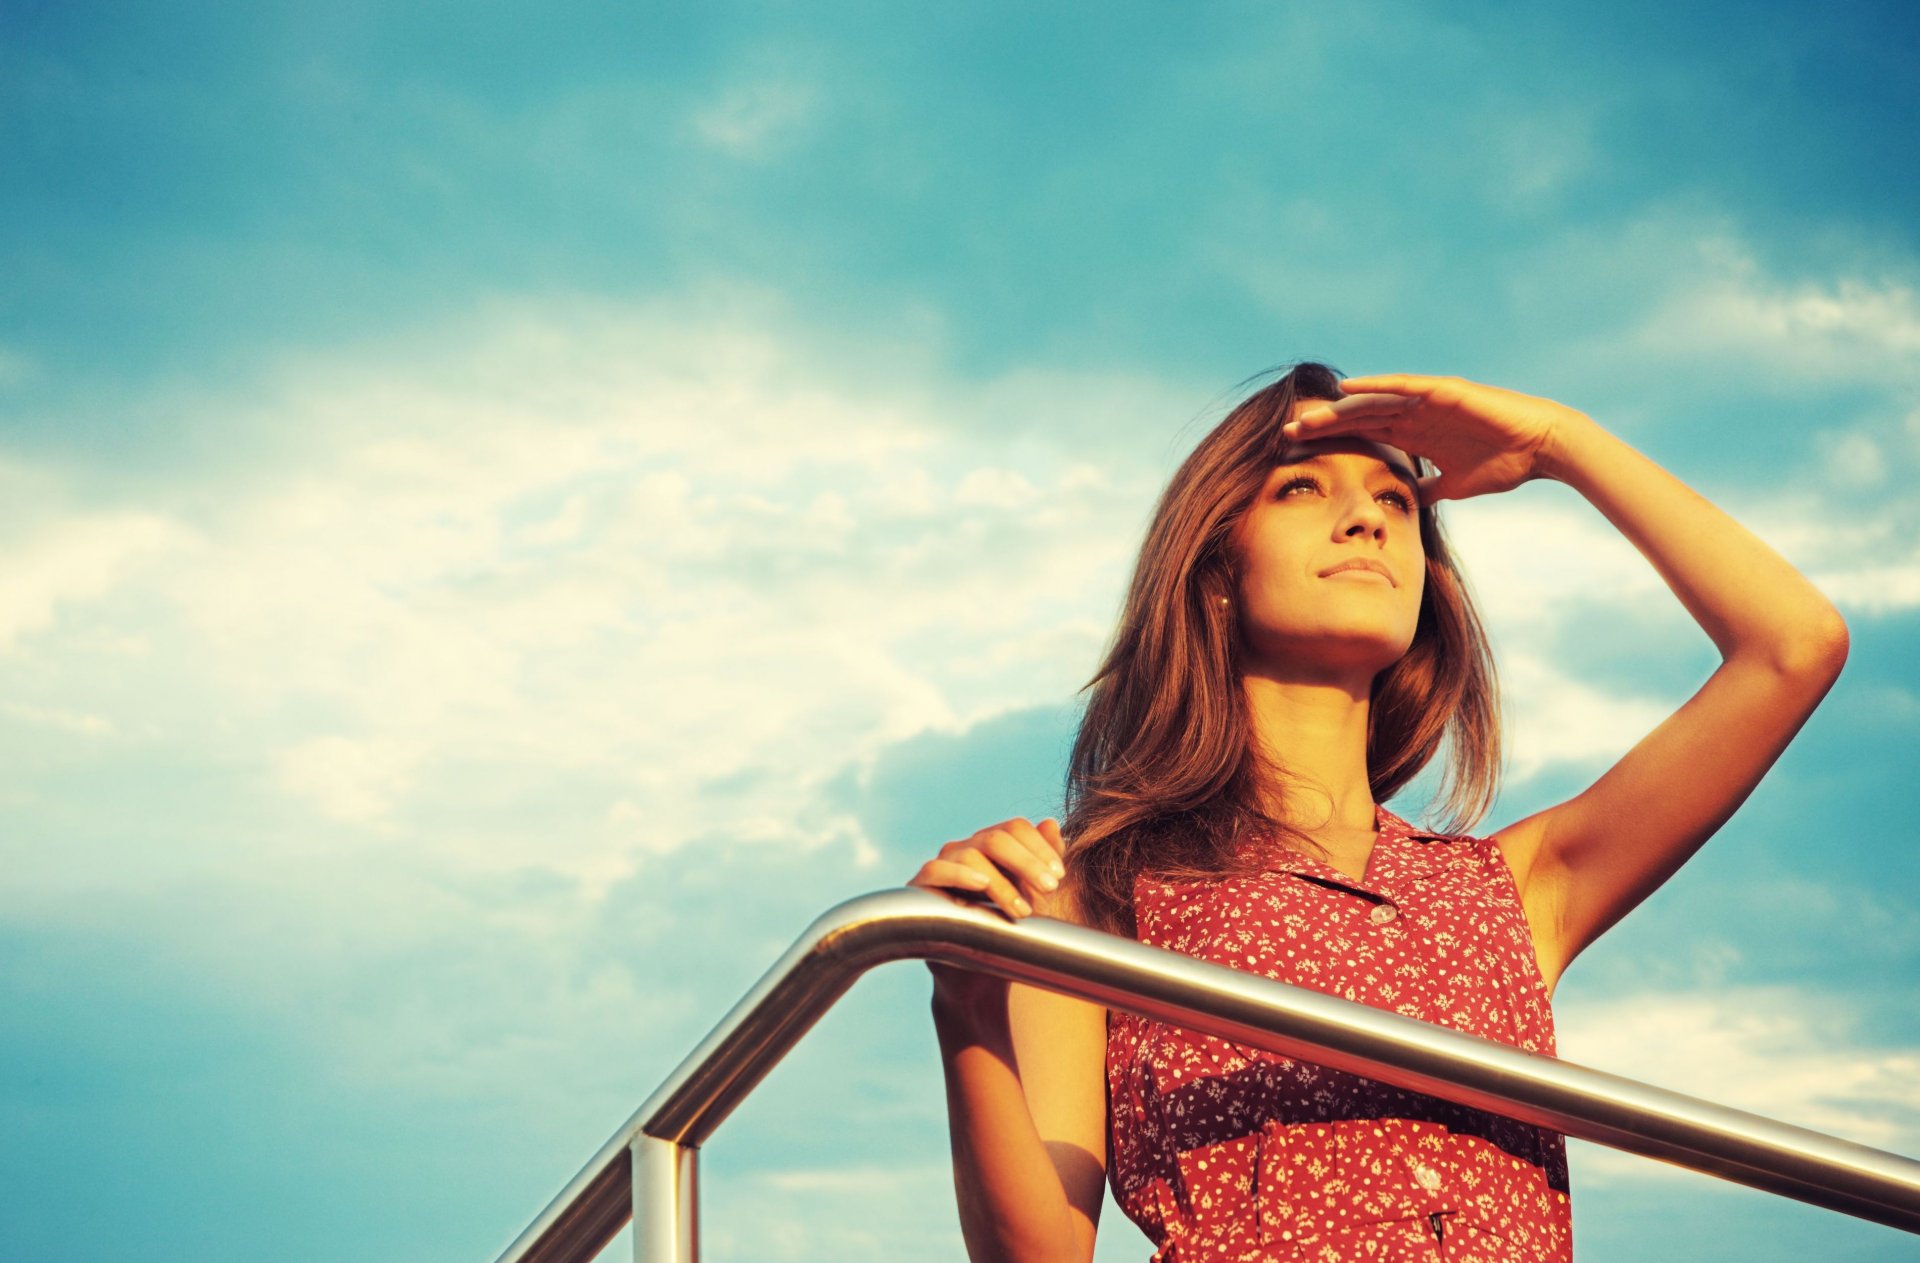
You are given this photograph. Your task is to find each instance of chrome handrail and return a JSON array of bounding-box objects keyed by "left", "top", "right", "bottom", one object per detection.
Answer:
[{"left": 493, "top": 888, "right": 1920, "bottom": 1263}]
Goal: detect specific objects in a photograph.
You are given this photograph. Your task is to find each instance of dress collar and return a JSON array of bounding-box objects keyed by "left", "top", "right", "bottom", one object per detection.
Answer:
[
  {"left": 1368, "top": 803, "right": 1469, "bottom": 885},
  {"left": 1245, "top": 803, "right": 1465, "bottom": 899}
]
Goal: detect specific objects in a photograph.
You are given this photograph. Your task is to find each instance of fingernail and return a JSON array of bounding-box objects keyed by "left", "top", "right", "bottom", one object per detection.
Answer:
[
  {"left": 1049, "top": 859, "right": 1066, "bottom": 878},
  {"left": 1035, "top": 871, "right": 1058, "bottom": 892},
  {"left": 1012, "top": 896, "right": 1032, "bottom": 917}
]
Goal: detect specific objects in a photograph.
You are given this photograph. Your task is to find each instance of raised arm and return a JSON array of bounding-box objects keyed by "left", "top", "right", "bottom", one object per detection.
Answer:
[
  {"left": 1288, "top": 377, "right": 1849, "bottom": 990},
  {"left": 909, "top": 817, "right": 1109, "bottom": 1263}
]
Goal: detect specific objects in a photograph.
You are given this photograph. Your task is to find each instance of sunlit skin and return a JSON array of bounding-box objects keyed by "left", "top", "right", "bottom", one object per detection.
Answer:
[
  {"left": 1233, "top": 440, "right": 1428, "bottom": 860},
  {"left": 1233, "top": 439, "right": 1427, "bottom": 680},
  {"left": 905, "top": 374, "right": 1849, "bottom": 1263}
]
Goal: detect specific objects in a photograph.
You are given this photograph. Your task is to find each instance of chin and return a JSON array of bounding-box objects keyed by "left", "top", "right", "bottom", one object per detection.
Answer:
[{"left": 1245, "top": 624, "right": 1417, "bottom": 678}]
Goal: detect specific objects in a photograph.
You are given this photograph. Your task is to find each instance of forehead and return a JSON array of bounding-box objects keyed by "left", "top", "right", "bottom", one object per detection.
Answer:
[{"left": 1273, "top": 436, "right": 1419, "bottom": 484}]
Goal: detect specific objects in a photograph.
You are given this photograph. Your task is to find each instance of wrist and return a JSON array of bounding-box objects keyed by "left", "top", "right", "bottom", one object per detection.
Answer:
[
  {"left": 1532, "top": 409, "right": 1608, "bottom": 486},
  {"left": 930, "top": 970, "right": 1011, "bottom": 1044}
]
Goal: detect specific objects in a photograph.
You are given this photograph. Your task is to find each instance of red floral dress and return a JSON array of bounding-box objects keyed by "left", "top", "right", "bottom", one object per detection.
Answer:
[{"left": 1105, "top": 806, "right": 1572, "bottom": 1262}]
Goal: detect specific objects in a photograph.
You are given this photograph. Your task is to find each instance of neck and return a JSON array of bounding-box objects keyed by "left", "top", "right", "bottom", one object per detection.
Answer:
[{"left": 1242, "top": 665, "right": 1378, "bottom": 835}]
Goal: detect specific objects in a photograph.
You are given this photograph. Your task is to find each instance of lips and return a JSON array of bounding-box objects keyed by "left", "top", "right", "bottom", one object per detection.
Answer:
[{"left": 1319, "top": 558, "right": 1396, "bottom": 586}]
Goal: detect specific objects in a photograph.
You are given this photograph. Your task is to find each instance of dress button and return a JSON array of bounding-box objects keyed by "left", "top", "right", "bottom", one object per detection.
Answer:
[
  {"left": 1369, "top": 903, "right": 1398, "bottom": 925},
  {"left": 1413, "top": 1164, "right": 1442, "bottom": 1191}
]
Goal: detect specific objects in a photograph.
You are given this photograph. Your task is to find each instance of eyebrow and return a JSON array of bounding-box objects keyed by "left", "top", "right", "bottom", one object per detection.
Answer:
[{"left": 1278, "top": 450, "right": 1422, "bottom": 490}]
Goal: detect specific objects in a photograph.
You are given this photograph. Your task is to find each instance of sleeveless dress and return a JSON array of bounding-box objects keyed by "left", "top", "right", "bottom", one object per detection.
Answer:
[{"left": 1105, "top": 805, "right": 1572, "bottom": 1262}]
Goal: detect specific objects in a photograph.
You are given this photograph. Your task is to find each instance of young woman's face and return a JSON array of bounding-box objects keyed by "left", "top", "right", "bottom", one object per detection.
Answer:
[{"left": 1231, "top": 436, "right": 1427, "bottom": 680}]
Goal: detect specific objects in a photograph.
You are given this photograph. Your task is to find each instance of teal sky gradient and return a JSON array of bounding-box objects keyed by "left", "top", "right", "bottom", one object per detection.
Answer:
[{"left": 3, "top": 4, "right": 1918, "bottom": 1261}]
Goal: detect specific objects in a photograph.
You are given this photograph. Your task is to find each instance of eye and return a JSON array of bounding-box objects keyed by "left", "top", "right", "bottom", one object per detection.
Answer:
[
  {"left": 1276, "top": 474, "right": 1324, "bottom": 499},
  {"left": 1376, "top": 487, "right": 1417, "bottom": 512}
]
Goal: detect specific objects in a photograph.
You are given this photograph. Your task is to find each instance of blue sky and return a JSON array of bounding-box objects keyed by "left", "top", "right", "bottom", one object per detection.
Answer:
[{"left": 3, "top": 3, "right": 1919, "bottom": 1260}]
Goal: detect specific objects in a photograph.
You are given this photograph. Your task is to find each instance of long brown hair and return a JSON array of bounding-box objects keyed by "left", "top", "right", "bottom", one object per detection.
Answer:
[{"left": 1062, "top": 362, "right": 1500, "bottom": 937}]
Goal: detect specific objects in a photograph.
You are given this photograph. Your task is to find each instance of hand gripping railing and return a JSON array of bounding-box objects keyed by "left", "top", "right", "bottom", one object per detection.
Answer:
[{"left": 493, "top": 888, "right": 1920, "bottom": 1263}]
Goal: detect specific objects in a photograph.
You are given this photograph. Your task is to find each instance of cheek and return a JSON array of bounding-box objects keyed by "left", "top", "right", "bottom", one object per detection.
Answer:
[
  {"left": 1236, "top": 526, "right": 1310, "bottom": 585},
  {"left": 1397, "top": 557, "right": 1428, "bottom": 632}
]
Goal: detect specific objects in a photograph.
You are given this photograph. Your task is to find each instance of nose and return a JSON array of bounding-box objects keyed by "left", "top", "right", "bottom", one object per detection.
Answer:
[{"left": 1336, "top": 488, "right": 1389, "bottom": 542}]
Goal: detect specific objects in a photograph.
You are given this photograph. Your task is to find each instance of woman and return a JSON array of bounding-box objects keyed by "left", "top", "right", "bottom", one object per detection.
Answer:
[{"left": 907, "top": 364, "right": 1848, "bottom": 1262}]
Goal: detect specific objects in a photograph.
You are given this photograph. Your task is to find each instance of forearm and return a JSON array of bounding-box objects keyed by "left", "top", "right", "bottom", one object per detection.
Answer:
[
  {"left": 1537, "top": 416, "right": 1847, "bottom": 672},
  {"left": 1511, "top": 413, "right": 1849, "bottom": 957},
  {"left": 934, "top": 993, "right": 1086, "bottom": 1263}
]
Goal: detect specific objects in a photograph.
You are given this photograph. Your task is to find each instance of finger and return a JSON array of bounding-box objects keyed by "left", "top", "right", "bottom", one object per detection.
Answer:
[
  {"left": 1000, "top": 817, "right": 1068, "bottom": 874},
  {"left": 1336, "top": 374, "right": 1445, "bottom": 396},
  {"left": 1037, "top": 816, "right": 1066, "bottom": 859},
  {"left": 953, "top": 847, "right": 1034, "bottom": 918},
  {"left": 1011, "top": 818, "right": 1069, "bottom": 880},
  {"left": 1294, "top": 393, "right": 1417, "bottom": 424},
  {"left": 909, "top": 858, "right": 992, "bottom": 895},
  {"left": 1284, "top": 394, "right": 1415, "bottom": 439},
  {"left": 1282, "top": 421, "right": 1407, "bottom": 450},
  {"left": 972, "top": 821, "right": 1065, "bottom": 891}
]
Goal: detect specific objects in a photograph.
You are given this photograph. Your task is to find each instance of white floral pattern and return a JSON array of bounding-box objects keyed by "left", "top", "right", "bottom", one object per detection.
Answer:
[{"left": 1106, "top": 806, "right": 1573, "bottom": 1262}]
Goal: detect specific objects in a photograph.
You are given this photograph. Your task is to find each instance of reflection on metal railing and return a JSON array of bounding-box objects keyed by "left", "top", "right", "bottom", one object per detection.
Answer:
[{"left": 493, "top": 888, "right": 1920, "bottom": 1263}]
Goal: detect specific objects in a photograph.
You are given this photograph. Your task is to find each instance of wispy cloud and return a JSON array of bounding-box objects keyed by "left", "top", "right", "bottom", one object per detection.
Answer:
[
  {"left": 1632, "top": 239, "right": 1920, "bottom": 376},
  {"left": 6, "top": 7, "right": 1918, "bottom": 1263},
  {"left": 0, "top": 287, "right": 1159, "bottom": 933},
  {"left": 0, "top": 463, "right": 180, "bottom": 652},
  {"left": 0, "top": 697, "right": 114, "bottom": 737},
  {"left": 691, "top": 77, "right": 820, "bottom": 159},
  {"left": 1560, "top": 984, "right": 1920, "bottom": 1184}
]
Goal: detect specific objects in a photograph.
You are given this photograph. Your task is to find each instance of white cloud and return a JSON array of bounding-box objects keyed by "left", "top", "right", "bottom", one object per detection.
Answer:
[
  {"left": 1438, "top": 495, "right": 1686, "bottom": 781},
  {"left": 0, "top": 697, "right": 114, "bottom": 737},
  {"left": 1498, "top": 652, "right": 1674, "bottom": 780},
  {"left": 1732, "top": 492, "right": 1920, "bottom": 616},
  {"left": 1626, "top": 233, "right": 1920, "bottom": 381},
  {"left": 8, "top": 275, "right": 1910, "bottom": 1140},
  {"left": 1481, "top": 103, "right": 1600, "bottom": 208},
  {"left": 954, "top": 466, "right": 1042, "bottom": 509},
  {"left": 275, "top": 735, "right": 422, "bottom": 827},
  {"left": 1443, "top": 494, "right": 1668, "bottom": 630},
  {"left": 691, "top": 78, "right": 818, "bottom": 158},
  {"left": 10, "top": 282, "right": 1796, "bottom": 930},
  {"left": 1559, "top": 985, "right": 1920, "bottom": 1186},
  {"left": 0, "top": 292, "right": 1154, "bottom": 905},
  {"left": 0, "top": 463, "right": 181, "bottom": 651},
  {"left": 1823, "top": 430, "right": 1888, "bottom": 488},
  {"left": 760, "top": 1161, "right": 947, "bottom": 1196},
  {"left": 703, "top": 1162, "right": 962, "bottom": 1262},
  {"left": 1814, "top": 555, "right": 1920, "bottom": 613}
]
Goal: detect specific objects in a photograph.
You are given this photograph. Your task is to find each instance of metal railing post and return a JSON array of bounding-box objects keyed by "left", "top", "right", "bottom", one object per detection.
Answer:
[
  {"left": 631, "top": 1137, "right": 696, "bottom": 1263},
  {"left": 493, "top": 888, "right": 1920, "bottom": 1263}
]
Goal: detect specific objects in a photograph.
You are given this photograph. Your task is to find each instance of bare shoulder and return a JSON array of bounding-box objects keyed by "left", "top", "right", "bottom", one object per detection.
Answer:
[
  {"left": 1488, "top": 808, "right": 1557, "bottom": 896},
  {"left": 1488, "top": 808, "right": 1575, "bottom": 993}
]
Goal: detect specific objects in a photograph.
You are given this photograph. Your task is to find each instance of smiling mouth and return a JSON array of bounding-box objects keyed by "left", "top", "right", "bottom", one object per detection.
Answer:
[{"left": 1320, "top": 561, "right": 1396, "bottom": 586}]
